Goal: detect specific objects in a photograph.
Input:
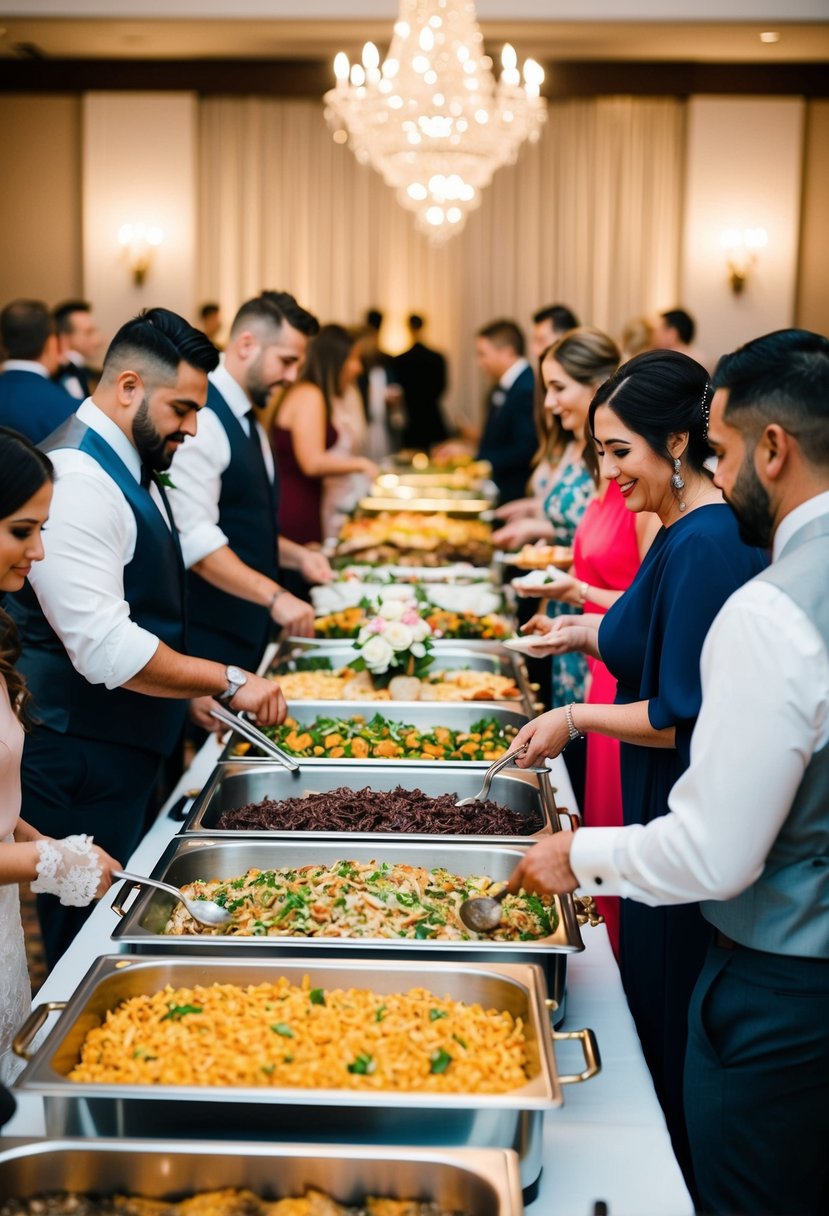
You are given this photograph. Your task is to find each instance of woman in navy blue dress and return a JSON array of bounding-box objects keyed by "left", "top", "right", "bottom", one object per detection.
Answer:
[{"left": 511, "top": 350, "right": 767, "bottom": 1189}]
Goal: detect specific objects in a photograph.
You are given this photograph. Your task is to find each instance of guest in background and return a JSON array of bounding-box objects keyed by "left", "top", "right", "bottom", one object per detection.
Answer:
[
  {"left": 530, "top": 303, "right": 581, "bottom": 362},
  {"left": 620, "top": 314, "right": 654, "bottom": 361},
  {"left": 492, "top": 368, "right": 573, "bottom": 525},
  {"left": 473, "top": 319, "right": 537, "bottom": 505},
  {"left": 273, "top": 323, "right": 378, "bottom": 549},
  {"left": 512, "top": 349, "right": 767, "bottom": 1187},
  {"left": 53, "top": 299, "right": 103, "bottom": 400},
  {"left": 652, "top": 307, "right": 710, "bottom": 371},
  {"left": 168, "top": 290, "right": 325, "bottom": 671},
  {"left": 356, "top": 309, "right": 404, "bottom": 462},
  {"left": 0, "top": 428, "right": 119, "bottom": 1079},
  {"left": 392, "top": 314, "right": 448, "bottom": 452},
  {"left": 8, "top": 308, "right": 286, "bottom": 965},
  {"left": 198, "top": 302, "right": 224, "bottom": 349},
  {"left": 0, "top": 300, "right": 74, "bottom": 443}
]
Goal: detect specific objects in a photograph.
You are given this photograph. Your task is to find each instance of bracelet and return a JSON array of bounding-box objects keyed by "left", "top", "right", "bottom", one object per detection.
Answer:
[
  {"left": 565, "top": 703, "right": 584, "bottom": 743},
  {"left": 268, "top": 587, "right": 287, "bottom": 612}
]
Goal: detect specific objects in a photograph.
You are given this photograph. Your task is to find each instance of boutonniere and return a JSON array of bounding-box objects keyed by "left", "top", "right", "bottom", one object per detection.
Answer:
[{"left": 154, "top": 470, "right": 177, "bottom": 490}]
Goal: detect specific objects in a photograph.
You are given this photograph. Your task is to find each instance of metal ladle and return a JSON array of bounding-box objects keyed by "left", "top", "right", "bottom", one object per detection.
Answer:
[
  {"left": 454, "top": 743, "right": 529, "bottom": 806},
  {"left": 458, "top": 884, "right": 510, "bottom": 933},
  {"left": 113, "top": 870, "right": 232, "bottom": 929}
]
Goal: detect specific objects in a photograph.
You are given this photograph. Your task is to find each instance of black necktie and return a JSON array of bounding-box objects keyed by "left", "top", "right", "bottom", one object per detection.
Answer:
[{"left": 139, "top": 463, "right": 153, "bottom": 489}]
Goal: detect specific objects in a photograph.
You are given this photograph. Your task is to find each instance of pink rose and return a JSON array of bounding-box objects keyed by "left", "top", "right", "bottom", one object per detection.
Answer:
[{"left": 368, "top": 616, "right": 386, "bottom": 633}]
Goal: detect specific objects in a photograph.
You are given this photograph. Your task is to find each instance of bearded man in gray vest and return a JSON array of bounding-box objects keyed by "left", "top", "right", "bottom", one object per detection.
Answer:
[
  {"left": 507, "top": 328, "right": 829, "bottom": 1215},
  {"left": 10, "top": 308, "right": 287, "bottom": 966}
]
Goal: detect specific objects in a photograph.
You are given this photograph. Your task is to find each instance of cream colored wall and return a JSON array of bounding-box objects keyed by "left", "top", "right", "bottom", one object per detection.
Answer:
[
  {"left": 681, "top": 97, "right": 805, "bottom": 370},
  {"left": 0, "top": 95, "right": 82, "bottom": 306},
  {"left": 796, "top": 101, "right": 829, "bottom": 336},
  {"left": 82, "top": 93, "right": 198, "bottom": 345}
]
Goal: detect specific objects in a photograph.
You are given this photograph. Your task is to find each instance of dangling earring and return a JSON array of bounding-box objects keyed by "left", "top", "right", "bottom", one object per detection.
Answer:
[{"left": 672, "top": 458, "right": 686, "bottom": 511}]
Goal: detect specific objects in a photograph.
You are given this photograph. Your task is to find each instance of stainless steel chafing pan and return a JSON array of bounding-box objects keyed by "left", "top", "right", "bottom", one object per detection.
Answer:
[
  {"left": 0, "top": 1139, "right": 524, "bottom": 1214},
  {"left": 219, "top": 701, "right": 530, "bottom": 766},
  {"left": 13, "top": 956, "right": 600, "bottom": 1189},
  {"left": 179, "top": 760, "right": 557, "bottom": 844},
  {"left": 109, "top": 837, "right": 583, "bottom": 1012}
]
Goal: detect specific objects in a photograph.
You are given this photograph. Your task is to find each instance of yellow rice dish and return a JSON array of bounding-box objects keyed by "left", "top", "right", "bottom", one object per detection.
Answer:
[{"left": 67, "top": 976, "right": 530, "bottom": 1093}]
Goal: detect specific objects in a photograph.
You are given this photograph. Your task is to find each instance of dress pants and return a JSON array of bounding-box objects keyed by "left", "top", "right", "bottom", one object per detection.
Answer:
[
  {"left": 21, "top": 726, "right": 161, "bottom": 968},
  {"left": 685, "top": 941, "right": 829, "bottom": 1216}
]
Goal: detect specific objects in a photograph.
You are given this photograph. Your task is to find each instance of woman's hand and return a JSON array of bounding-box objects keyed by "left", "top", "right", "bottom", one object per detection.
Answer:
[
  {"left": 492, "top": 519, "right": 551, "bottom": 549},
  {"left": 511, "top": 707, "right": 572, "bottom": 766},
  {"left": 519, "top": 615, "right": 591, "bottom": 656},
  {"left": 359, "top": 457, "right": 381, "bottom": 482},
  {"left": 493, "top": 497, "right": 540, "bottom": 523},
  {"left": 507, "top": 834, "right": 579, "bottom": 895},
  {"left": 92, "top": 845, "right": 122, "bottom": 899},
  {"left": 514, "top": 573, "right": 582, "bottom": 605},
  {"left": 298, "top": 546, "right": 334, "bottom": 586}
]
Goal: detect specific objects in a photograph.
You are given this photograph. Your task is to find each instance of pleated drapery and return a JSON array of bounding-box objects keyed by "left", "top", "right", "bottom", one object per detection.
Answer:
[{"left": 198, "top": 95, "right": 685, "bottom": 424}]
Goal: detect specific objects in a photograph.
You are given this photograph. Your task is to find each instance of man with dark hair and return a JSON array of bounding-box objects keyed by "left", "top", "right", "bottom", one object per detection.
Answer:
[
  {"left": 168, "top": 289, "right": 329, "bottom": 673},
  {"left": 475, "top": 318, "right": 537, "bottom": 504},
  {"left": 392, "top": 313, "right": 448, "bottom": 451},
  {"left": 531, "top": 303, "right": 580, "bottom": 361},
  {"left": 356, "top": 307, "right": 403, "bottom": 460},
  {"left": 0, "top": 299, "right": 75, "bottom": 442},
  {"left": 652, "top": 308, "right": 709, "bottom": 369},
  {"left": 9, "top": 307, "right": 287, "bottom": 964},
  {"left": 508, "top": 330, "right": 829, "bottom": 1215},
  {"left": 53, "top": 299, "right": 103, "bottom": 400},
  {"left": 198, "top": 302, "right": 223, "bottom": 347}
]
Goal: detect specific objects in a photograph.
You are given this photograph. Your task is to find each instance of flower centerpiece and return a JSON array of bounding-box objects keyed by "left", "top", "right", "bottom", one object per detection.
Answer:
[{"left": 349, "top": 589, "right": 435, "bottom": 685}]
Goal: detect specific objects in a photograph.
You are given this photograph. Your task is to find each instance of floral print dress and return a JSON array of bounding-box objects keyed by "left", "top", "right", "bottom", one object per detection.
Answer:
[{"left": 542, "top": 454, "right": 594, "bottom": 706}]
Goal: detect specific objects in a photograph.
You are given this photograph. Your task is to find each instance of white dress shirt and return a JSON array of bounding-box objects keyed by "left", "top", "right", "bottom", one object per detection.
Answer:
[
  {"left": 27, "top": 399, "right": 171, "bottom": 690},
  {"left": 1, "top": 360, "right": 49, "bottom": 378},
  {"left": 167, "top": 364, "right": 275, "bottom": 570},
  {"left": 499, "top": 357, "right": 530, "bottom": 392},
  {"left": 570, "top": 493, "right": 829, "bottom": 906}
]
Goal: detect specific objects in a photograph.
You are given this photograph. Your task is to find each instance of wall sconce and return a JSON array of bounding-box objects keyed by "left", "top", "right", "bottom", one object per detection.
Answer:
[
  {"left": 720, "top": 227, "right": 768, "bottom": 295},
  {"left": 118, "top": 222, "right": 163, "bottom": 286}
]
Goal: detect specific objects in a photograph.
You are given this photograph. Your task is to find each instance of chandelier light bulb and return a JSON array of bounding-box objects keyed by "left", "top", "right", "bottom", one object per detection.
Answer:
[
  {"left": 350, "top": 63, "right": 366, "bottom": 87},
  {"left": 501, "top": 43, "right": 518, "bottom": 71},
  {"left": 333, "top": 52, "right": 350, "bottom": 82},
  {"left": 362, "top": 42, "right": 380, "bottom": 72},
  {"left": 419, "top": 26, "right": 434, "bottom": 52}
]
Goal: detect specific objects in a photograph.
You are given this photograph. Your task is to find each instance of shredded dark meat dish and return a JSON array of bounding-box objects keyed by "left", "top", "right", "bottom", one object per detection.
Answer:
[{"left": 215, "top": 785, "right": 541, "bottom": 835}]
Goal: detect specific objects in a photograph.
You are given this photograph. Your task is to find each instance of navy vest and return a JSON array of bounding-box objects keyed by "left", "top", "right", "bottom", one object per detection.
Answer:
[
  {"left": 185, "top": 383, "right": 279, "bottom": 671},
  {"left": 9, "top": 416, "right": 187, "bottom": 757}
]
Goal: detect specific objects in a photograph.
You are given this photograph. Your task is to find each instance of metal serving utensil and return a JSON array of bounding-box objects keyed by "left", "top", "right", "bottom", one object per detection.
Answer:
[
  {"left": 458, "top": 884, "right": 510, "bottom": 933},
  {"left": 454, "top": 743, "right": 529, "bottom": 806},
  {"left": 113, "top": 871, "right": 232, "bottom": 929},
  {"left": 209, "top": 704, "right": 300, "bottom": 771}
]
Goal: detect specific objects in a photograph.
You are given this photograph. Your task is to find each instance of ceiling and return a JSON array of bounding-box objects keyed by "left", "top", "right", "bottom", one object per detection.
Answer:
[{"left": 0, "top": 17, "right": 827, "bottom": 64}]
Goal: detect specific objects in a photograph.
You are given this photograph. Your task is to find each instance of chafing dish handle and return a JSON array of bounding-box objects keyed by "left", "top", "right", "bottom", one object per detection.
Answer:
[
  {"left": 574, "top": 894, "right": 605, "bottom": 928},
  {"left": 110, "top": 873, "right": 141, "bottom": 919},
  {"left": 13, "top": 1002, "right": 66, "bottom": 1059},
  {"left": 549, "top": 1025, "right": 602, "bottom": 1085},
  {"left": 557, "top": 809, "right": 582, "bottom": 832}
]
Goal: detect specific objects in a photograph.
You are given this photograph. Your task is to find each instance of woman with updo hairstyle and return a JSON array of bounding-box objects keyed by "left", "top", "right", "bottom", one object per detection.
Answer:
[
  {"left": 512, "top": 350, "right": 767, "bottom": 1189},
  {"left": 0, "top": 428, "right": 118, "bottom": 1081}
]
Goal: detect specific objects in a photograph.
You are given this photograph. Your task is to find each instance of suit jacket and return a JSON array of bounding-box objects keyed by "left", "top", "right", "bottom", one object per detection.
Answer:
[
  {"left": 55, "top": 362, "right": 91, "bottom": 401},
  {"left": 0, "top": 369, "right": 76, "bottom": 444},
  {"left": 393, "top": 341, "right": 448, "bottom": 450},
  {"left": 477, "top": 364, "right": 537, "bottom": 505}
]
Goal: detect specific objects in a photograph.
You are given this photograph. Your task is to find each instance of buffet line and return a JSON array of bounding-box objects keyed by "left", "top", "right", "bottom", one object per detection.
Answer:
[{"left": 4, "top": 456, "right": 602, "bottom": 1216}]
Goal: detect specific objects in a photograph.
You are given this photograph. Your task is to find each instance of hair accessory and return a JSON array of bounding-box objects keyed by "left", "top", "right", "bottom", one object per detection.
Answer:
[
  {"left": 671, "top": 457, "right": 686, "bottom": 511},
  {"left": 700, "top": 380, "right": 711, "bottom": 439}
]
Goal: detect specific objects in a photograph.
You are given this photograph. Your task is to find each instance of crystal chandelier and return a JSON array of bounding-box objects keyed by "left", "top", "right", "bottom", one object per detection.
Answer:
[{"left": 323, "top": 0, "right": 546, "bottom": 242}]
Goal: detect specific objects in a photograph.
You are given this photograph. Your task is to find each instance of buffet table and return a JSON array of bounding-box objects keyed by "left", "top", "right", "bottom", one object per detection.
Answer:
[{"left": 3, "top": 738, "right": 692, "bottom": 1215}]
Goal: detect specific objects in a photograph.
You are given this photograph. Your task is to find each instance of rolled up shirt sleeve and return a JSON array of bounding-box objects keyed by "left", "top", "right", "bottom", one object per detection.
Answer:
[
  {"left": 570, "top": 584, "right": 828, "bottom": 906},
  {"left": 166, "top": 409, "right": 231, "bottom": 568},
  {"left": 28, "top": 463, "right": 160, "bottom": 689}
]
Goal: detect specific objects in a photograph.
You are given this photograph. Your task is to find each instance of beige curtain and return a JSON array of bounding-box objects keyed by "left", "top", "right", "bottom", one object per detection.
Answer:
[{"left": 198, "top": 95, "right": 684, "bottom": 424}]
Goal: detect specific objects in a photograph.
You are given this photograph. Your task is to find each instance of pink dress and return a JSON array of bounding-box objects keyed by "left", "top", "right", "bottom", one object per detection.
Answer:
[
  {"left": 0, "top": 676, "right": 29, "bottom": 1082},
  {"left": 572, "top": 480, "right": 641, "bottom": 957}
]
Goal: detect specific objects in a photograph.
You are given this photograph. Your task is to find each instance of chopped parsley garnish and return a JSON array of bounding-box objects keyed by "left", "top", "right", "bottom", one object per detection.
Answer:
[
  {"left": 347, "top": 1052, "right": 375, "bottom": 1075},
  {"left": 429, "top": 1008, "right": 449, "bottom": 1022},
  {"left": 429, "top": 1048, "right": 452, "bottom": 1074},
  {"left": 309, "top": 988, "right": 326, "bottom": 1006},
  {"left": 271, "top": 1023, "right": 294, "bottom": 1037},
  {"left": 161, "top": 1003, "right": 203, "bottom": 1021}
]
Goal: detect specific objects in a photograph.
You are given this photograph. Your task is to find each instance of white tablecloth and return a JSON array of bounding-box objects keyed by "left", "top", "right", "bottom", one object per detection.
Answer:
[{"left": 3, "top": 744, "right": 692, "bottom": 1215}]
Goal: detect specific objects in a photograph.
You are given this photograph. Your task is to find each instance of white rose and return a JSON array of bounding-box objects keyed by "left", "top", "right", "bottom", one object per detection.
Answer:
[
  {"left": 383, "top": 622, "right": 414, "bottom": 652},
  {"left": 361, "top": 635, "right": 395, "bottom": 673},
  {"left": 379, "top": 586, "right": 416, "bottom": 603},
  {"left": 378, "top": 599, "right": 406, "bottom": 621},
  {"left": 411, "top": 619, "right": 433, "bottom": 642},
  {"left": 410, "top": 641, "right": 426, "bottom": 658}
]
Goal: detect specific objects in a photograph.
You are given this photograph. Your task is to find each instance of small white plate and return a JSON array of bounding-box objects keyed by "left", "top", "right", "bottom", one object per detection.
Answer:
[
  {"left": 511, "top": 566, "right": 571, "bottom": 591},
  {"left": 502, "top": 634, "right": 554, "bottom": 656}
]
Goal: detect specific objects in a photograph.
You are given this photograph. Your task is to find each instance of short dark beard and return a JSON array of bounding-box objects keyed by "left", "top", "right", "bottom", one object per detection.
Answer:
[
  {"left": 727, "top": 454, "right": 773, "bottom": 549},
  {"left": 133, "top": 398, "right": 176, "bottom": 471}
]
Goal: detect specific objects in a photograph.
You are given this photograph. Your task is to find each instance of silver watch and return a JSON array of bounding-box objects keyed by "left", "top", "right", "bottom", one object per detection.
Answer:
[{"left": 219, "top": 664, "right": 247, "bottom": 704}]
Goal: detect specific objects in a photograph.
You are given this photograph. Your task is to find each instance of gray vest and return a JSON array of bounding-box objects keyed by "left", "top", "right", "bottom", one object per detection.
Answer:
[{"left": 703, "top": 511, "right": 829, "bottom": 957}]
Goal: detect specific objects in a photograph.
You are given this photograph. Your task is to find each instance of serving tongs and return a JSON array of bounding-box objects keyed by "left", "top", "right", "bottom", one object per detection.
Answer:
[
  {"left": 454, "top": 743, "right": 530, "bottom": 806},
  {"left": 209, "top": 703, "right": 300, "bottom": 771}
]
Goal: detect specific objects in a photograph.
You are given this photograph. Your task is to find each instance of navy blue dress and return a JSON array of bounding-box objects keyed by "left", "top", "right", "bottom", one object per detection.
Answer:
[{"left": 598, "top": 503, "right": 768, "bottom": 1181}]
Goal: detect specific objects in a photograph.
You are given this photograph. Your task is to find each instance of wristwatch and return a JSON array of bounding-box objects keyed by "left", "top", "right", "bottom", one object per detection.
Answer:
[{"left": 219, "top": 664, "right": 247, "bottom": 704}]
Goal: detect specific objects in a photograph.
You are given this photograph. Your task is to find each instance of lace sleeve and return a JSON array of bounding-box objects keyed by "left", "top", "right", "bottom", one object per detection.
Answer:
[{"left": 30, "top": 835, "right": 102, "bottom": 907}]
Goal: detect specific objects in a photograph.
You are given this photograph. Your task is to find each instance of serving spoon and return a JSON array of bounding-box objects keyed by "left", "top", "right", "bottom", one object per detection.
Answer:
[
  {"left": 113, "top": 870, "right": 232, "bottom": 929},
  {"left": 455, "top": 743, "right": 529, "bottom": 806},
  {"left": 458, "top": 884, "right": 510, "bottom": 933}
]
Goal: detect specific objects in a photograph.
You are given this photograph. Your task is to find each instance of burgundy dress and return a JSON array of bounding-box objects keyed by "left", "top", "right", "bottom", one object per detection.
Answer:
[
  {"left": 571, "top": 479, "right": 641, "bottom": 957},
  {"left": 272, "top": 421, "right": 337, "bottom": 546}
]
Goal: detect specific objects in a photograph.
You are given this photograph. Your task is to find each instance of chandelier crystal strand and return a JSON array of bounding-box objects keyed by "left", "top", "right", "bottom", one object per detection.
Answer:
[{"left": 323, "top": 0, "right": 546, "bottom": 242}]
